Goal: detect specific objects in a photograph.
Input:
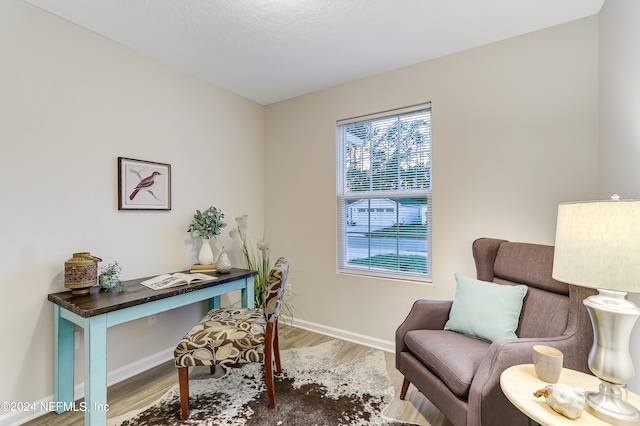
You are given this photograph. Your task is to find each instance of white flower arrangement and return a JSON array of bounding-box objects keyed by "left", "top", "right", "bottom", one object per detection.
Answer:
[{"left": 230, "top": 215, "right": 272, "bottom": 308}]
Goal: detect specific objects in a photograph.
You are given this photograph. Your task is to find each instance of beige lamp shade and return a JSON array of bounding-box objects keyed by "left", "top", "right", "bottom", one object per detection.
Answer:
[{"left": 552, "top": 199, "right": 640, "bottom": 292}]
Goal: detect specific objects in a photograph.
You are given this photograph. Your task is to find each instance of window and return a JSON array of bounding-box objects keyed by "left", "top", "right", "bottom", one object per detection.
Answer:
[{"left": 337, "top": 104, "right": 432, "bottom": 281}]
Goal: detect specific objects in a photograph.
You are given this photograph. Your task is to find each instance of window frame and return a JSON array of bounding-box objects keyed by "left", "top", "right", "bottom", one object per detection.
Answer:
[{"left": 336, "top": 103, "right": 432, "bottom": 282}]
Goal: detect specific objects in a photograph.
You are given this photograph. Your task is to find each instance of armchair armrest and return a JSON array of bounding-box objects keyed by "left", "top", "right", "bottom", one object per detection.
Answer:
[
  {"left": 466, "top": 335, "right": 593, "bottom": 426},
  {"left": 395, "top": 299, "right": 453, "bottom": 354}
]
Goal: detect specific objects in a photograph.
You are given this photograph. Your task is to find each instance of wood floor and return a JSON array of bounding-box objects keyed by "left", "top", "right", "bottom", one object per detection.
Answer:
[{"left": 25, "top": 325, "right": 452, "bottom": 426}]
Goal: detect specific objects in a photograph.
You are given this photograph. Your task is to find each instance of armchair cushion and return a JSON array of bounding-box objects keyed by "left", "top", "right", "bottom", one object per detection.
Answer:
[
  {"left": 405, "top": 330, "right": 490, "bottom": 397},
  {"left": 444, "top": 273, "right": 528, "bottom": 342}
]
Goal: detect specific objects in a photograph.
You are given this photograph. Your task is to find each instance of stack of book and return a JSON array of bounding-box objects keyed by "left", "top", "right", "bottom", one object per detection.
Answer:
[{"left": 190, "top": 263, "right": 216, "bottom": 273}]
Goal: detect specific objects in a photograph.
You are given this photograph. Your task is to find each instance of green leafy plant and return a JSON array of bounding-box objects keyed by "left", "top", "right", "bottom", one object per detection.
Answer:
[
  {"left": 98, "top": 262, "right": 126, "bottom": 293},
  {"left": 187, "top": 206, "right": 227, "bottom": 240}
]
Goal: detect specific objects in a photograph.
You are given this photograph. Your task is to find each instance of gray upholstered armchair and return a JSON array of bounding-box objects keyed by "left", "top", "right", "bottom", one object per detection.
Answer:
[{"left": 395, "top": 238, "right": 596, "bottom": 426}]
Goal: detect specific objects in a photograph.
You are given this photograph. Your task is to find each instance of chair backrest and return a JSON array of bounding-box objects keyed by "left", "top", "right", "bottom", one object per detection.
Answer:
[
  {"left": 472, "top": 238, "right": 571, "bottom": 338},
  {"left": 472, "top": 237, "right": 595, "bottom": 374},
  {"left": 264, "top": 257, "right": 289, "bottom": 323}
]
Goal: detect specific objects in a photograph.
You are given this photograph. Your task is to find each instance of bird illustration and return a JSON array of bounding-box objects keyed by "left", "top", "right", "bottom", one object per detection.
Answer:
[{"left": 129, "top": 171, "right": 161, "bottom": 200}]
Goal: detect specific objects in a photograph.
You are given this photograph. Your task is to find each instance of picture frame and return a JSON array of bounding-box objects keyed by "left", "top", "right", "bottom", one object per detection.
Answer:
[{"left": 118, "top": 157, "right": 171, "bottom": 210}]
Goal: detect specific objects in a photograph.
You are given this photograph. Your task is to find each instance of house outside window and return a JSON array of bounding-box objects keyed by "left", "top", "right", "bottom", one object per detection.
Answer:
[{"left": 337, "top": 103, "right": 432, "bottom": 281}]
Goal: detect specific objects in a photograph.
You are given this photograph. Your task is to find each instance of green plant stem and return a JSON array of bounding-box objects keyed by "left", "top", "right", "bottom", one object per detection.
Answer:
[{"left": 236, "top": 225, "right": 270, "bottom": 308}]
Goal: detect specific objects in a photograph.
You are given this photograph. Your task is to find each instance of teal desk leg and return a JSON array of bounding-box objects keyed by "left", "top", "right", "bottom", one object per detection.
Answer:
[
  {"left": 207, "top": 277, "right": 253, "bottom": 310},
  {"left": 208, "top": 296, "right": 221, "bottom": 310},
  {"left": 53, "top": 306, "right": 75, "bottom": 413},
  {"left": 84, "top": 315, "right": 108, "bottom": 426},
  {"left": 244, "top": 277, "right": 255, "bottom": 309}
]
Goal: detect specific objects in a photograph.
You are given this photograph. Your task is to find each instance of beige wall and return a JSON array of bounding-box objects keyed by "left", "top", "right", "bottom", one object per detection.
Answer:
[
  {"left": 599, "top": 0, "right": 640, "bottom": 391},
  {"left": 0, "top": 0, "right": 264, "bottom": 414},
  {"left": 599, "top": 0, "right": 640, "bottom": 198},
  {"left": 265, "top": 17, "right": 599, "bottom": 346}
]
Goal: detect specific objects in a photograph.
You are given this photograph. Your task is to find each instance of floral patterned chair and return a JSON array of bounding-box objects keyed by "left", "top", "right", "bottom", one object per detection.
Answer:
[{"left": 174, "top": 257, "right": 289, "bottom": 420}]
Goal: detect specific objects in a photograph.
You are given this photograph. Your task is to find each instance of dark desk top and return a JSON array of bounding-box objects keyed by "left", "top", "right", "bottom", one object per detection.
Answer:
[{"left": 48, "top": 268, "right": 257, "bottom": 318}]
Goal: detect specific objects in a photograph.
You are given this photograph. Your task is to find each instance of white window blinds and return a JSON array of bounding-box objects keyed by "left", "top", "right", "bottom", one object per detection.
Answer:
[{"left": 337, "top": 103, "right": 432, "bottom": 281}]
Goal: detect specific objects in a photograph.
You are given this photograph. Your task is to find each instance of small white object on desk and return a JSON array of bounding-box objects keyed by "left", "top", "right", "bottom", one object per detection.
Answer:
[{"left": 216, "top": 247, "right": 232, "bottom": 273}]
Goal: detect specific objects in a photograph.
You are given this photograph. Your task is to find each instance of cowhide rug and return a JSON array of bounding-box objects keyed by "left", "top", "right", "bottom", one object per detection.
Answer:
[{"left": 109, "top": 339, "right": 416, "bottom": 426}]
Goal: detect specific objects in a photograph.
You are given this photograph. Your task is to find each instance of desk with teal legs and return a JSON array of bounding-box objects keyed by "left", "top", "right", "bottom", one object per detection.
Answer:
[{"left": 48, "top": 268, "right": 256, "bottom": 426}]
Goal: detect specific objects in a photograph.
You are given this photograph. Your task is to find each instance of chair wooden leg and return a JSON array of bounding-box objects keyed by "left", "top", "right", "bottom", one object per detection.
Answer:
[
  {"left": 400, "top": 377, "right": 410, "bottom": 400},
  {"left": 178, "top": 367, "right": 190, "bottom": 419},
  {"left": 265, "top": 322, "right": 277, "bottom": 408},
  {"left": 265, "top": 353, "right": 276, "bottom": 408},
  {"left": 273, "top": 322, "right": 282, "bottom": 374}
]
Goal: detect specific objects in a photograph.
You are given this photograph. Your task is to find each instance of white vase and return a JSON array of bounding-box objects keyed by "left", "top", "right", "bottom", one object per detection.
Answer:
[{"left": 198, "top": 238, "right": 215, "bottom": 265}]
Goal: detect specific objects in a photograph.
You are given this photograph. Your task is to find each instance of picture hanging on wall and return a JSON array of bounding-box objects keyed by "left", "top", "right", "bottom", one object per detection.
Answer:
[{"left": 118, "top": 157, "right": 171, "bottom": 210}]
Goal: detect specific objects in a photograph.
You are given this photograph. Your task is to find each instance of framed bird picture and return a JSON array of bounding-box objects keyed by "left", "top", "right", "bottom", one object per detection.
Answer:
[{"left": 118, "top": 157, "right": 171, "bottom": 210}]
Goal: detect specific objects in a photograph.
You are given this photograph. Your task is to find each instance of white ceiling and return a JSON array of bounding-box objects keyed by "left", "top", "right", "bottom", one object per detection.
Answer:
[{"left": 23, "top": 0, "right": 604, "bottom": 105}]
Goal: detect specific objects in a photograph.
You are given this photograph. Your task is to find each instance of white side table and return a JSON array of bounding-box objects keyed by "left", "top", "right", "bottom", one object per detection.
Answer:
[{"left": 500, "top": 364, "right": 640, "bottom": 426}]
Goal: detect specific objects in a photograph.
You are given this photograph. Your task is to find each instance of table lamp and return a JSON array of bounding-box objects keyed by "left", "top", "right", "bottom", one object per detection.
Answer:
[{"left": 552, "top": 195, "right": 640, "bottom": 425}]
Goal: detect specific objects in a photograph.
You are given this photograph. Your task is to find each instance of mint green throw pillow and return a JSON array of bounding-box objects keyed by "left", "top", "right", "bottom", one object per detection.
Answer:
[{"left": 444, "top": 273, "right": 528, "bottom": 342}]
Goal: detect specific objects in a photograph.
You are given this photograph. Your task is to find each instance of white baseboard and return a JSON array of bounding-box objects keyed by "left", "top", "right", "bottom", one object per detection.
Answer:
[
  {"left": 0, "top": 348, "right": 174, "bottom": 426},
  {"left": 1, "top": 323, "right": 392, "bottom": 426},
  {"left": 106, "top": 347, "right": 174, "bottom": 387},
  {"left": 286, "top": 317, "right": 395, "bottom": 353}
]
